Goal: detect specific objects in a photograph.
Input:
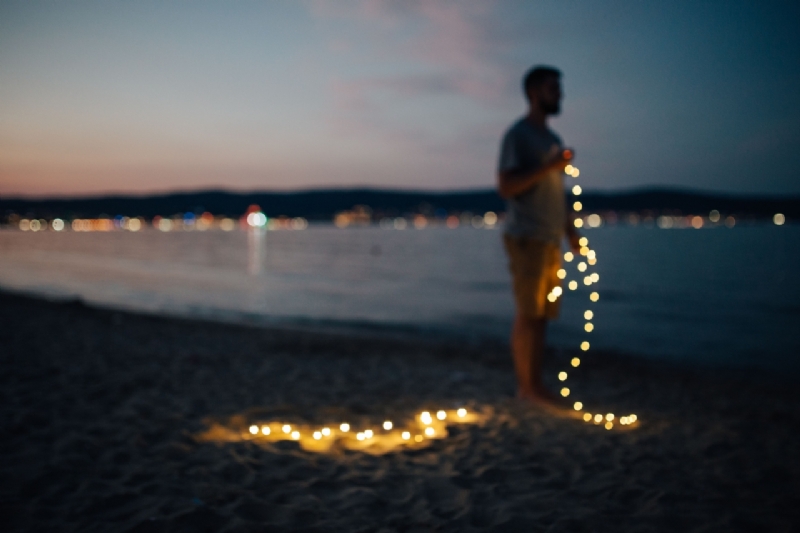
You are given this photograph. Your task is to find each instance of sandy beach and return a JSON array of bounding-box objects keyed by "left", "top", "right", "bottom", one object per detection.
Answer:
[{"left": 1, "top": 289, "right": 798, "bottom": 532}]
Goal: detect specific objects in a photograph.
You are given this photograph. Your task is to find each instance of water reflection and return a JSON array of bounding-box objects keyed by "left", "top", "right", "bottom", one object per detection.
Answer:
[{"left": 247, "top": 227, "right": 266, "bottom": 275}]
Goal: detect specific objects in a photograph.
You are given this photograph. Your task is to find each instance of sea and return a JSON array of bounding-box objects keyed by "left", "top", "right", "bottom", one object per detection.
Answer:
[{"left": 0, "top": 223, "right": 797, "bottom": 373}]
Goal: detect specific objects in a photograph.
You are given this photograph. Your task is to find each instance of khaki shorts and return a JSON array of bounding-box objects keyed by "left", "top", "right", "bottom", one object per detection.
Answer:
[{"left": 503, "top": 234, "right": 562, "bottom": 320}]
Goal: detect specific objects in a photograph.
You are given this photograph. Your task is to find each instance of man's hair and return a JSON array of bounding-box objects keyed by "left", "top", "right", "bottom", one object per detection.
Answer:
[{"left": 523, "top": 66, "right": 561, "bottom": 99}]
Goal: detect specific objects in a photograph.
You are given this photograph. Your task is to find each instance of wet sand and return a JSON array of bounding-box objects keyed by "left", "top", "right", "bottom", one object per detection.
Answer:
[{"left": 1, "top": 289, "right": 798, "bottom": 532}]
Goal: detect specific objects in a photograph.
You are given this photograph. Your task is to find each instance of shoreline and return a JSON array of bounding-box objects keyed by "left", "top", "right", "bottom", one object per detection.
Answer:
[
  {"left": 1, "top": 284, "right": 793, "bottom": 382},
  {"left": 2, "top": 289, "right": 798, "bottom": 531}
]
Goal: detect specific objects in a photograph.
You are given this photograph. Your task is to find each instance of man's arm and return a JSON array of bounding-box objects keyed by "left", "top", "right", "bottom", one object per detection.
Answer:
[{"left": 497, "top": 148, "right": 574, "bottom": 200}]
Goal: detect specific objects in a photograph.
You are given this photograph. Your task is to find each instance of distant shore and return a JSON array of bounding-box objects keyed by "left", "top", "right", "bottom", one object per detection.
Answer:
[{"left": 1, "top": 289, "right": 798, "bottom": 531}]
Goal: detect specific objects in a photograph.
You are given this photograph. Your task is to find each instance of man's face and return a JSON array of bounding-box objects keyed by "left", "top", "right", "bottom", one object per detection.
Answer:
[{"left": 534, "top": 76, "right": 562, "bottom": 115}]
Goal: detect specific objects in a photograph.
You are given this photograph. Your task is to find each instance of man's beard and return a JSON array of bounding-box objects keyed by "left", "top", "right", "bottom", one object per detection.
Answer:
[{"left": 540, "top": 100, "right": 560, "bottom": 115}]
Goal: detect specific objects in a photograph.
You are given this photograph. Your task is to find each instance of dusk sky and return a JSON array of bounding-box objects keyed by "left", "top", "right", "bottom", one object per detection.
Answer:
[{"left": 2, "top": 0, "right": 799, "bottom": 198}]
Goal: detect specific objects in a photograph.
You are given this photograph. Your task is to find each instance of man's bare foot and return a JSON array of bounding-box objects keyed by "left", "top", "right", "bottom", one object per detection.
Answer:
[{"left": 516, "top": 386, "right": 572, "bottom": 415}]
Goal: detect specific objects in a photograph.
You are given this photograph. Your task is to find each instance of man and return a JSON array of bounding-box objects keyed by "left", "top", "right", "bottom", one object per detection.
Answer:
[{"left": 497, "top": 65, "right": 580, "bottom": 406}]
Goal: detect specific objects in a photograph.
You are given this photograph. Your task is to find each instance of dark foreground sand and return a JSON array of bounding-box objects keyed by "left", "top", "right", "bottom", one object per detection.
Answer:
[{"left": 1, "top": 290, "right": 798, "bottom": 532}]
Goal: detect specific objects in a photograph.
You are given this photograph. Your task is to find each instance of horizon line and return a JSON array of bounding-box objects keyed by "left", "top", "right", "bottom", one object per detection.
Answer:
[{"left": 1, "top": 185, "right": 798, "bottom": 203}]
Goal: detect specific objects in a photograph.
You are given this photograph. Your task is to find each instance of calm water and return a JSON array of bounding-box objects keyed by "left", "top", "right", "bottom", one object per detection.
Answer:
[{"left": 0, "top": 225, "right": 797, "bottom": 372}]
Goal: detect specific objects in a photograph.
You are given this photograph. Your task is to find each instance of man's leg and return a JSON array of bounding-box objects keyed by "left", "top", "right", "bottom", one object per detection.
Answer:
[{"left": 512, "top": 313, "right": 559, "bottom": 402}]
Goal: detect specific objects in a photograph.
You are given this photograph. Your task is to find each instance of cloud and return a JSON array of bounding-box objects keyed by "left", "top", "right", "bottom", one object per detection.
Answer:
[{"left": 309, "top": 0, "right": 519, "bottom": 153}]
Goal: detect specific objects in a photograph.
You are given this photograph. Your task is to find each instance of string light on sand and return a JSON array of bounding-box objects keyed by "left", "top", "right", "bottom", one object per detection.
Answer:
[
  {"left": 198, "top": 407, "right": 479, "bottom": 454},
  {"left": 548, "top": 160, "right": 640, "bottom": 432}
]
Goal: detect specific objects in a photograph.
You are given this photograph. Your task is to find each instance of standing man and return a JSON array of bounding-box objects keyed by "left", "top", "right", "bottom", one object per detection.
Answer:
[{"left": 497, "top": 65, "right": 580, "bottom": 406}]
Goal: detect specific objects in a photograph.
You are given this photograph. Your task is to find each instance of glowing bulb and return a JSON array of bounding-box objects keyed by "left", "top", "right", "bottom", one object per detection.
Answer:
[
  {"left": 249, "top": 425, "right": 258, "bottom": 435},
  {"left": 584, "top": 310, "right": 593, "bottom": 320},
  {"left": 580, "top": 246, "right": 590, "bottom": 256},
  {"left": 357, "top": 433, "right": 365, "bottom": 441},
  {"left": 574, "top": 402, "right": 583, "bottom": 411},
  {"left": 578, "top": 262, "right": 587, "bottom": 272},
  {"left": 415, "top": 435, "right": 423, "bottom": 442},
  {"left": 588, "top": 258, "right": 597, "bottom": 266},
  {"left": 587, "top": 250, "right": 596, "bottom": 260},
  {"left": 547, "top": 293, "right": 557, "bottom": 303},
  {"left": 573, "top": 201, "right": 583, "bottom": 211},
  {"left": 420, "top": 412, "right": 432, "bottom": 424},
  {"left": 590, "top": 292, "right": 599, "bottom": 302},
  {"left": 560, "top": 387, "right": 570, "bottom": 397},
  {"left": 606, "top": 413, "right": 614, "bottom": 421},
  {"left": 557, "top": 268, "right": 567, "bottom": 279},
  {"left": 590, "top": 273, "right": 599, "bottom": 282},
  {"left": 340, "top": 423, "right": 350, "bottom": 432},
  {"left": 313, "top": 431, "right": 322, "bottom": 440},
  {"left": 585, "top": 323, "right": 594, "bottom": 332},
  {"left": 571, "top": 168, "right": 580, "bottom": 178},
  {"left": 558, "top": 371, "right": 567, "bottom": 381},
  {"left": 402, "top": 431, "right": 410, "bottom": 440},
  {"left": 282, "top": 425, "right": 291, "bottom": 434},
  {"left": 383, "top": 421, "right": 393, "bottom": 430},
  {"left": 322, "top": 427, "right": 331, "bottom": 436},
  {"left": 574, "top": 219, "right": 584, "bottom": 228},
  {"left": 364, "top": 430, "right": 374, "bottom": 438},
  {"left": 569, "top": 281, "right": 578, "bottom": 290},
  {"left": 583, "top": 413, "right": 592, "bottom": 422},
  {"left": 564, "top": 252, "right": 574, "bottom": 262},
  {"left": 565, "top": 164, "right": 575, "bottom": 174},
  {"left": 436, "top": 410, "right": 446, "bottom": 420},
  {"left": 774, "top": 213, "right": 785, "bottom": 225},
  {"left": 579, "top": 237, "right": 588, "bottom": 246},
  {"left": 584, "top": 277, "right": 592, "bottom": 286},
  {"left": 620, "top": 417, "right": 628, "bottom": 425},
  {"left": 629, "top": 414, "right": 637, "bottom": 423},
  {"left": 261, "top": 426, "right": 270, "bottom": 435},
  {"left": 572, "top": 185, "right": 582, "bottom": 195},
  {"left": 457, "top": 408, "right": 467, "bottom": 418},
  {"left": 572, "top": 357, "right": 581, "bottom": 367},
  {"left": 552, "top": 287, "right": 563, "bottom": 297},
  {"left": 605, "top": 422, "right": 613, "bottom": 430},
  {"left": 291, "top": 431, "right": 300, "bottom": 440},
  {"left": 424, "top": 427, "right": 435, "bottom": 437},
  {"left": 594, "top": 414, "right": 603, "bottom": 423},
  {"left": 580, "top": 342, "right": 589, "bottom": 351}
]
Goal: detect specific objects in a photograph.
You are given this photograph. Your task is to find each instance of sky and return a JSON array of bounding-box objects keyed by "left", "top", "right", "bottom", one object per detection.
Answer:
[{"left": 1, "top": 0, "right": 799, "bottom": 198}]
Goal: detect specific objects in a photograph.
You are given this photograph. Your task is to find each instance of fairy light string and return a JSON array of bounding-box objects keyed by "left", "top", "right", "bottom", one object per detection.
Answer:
[
  {"left": 547, "top": 163, "right": 639, "bottom": 430},
  {"left": 206, "top": 166, "right": 638, "bottom": 450}
]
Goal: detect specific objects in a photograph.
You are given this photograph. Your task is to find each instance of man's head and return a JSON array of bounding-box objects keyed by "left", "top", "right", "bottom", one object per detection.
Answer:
[{"left": 523, "top": 66, "right": 562, "bottom": 115}]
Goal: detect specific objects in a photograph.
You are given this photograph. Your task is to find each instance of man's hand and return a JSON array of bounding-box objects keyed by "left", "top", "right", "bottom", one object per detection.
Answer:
[{"left": 498, "top": 147, "right": 576, "bottom": 199}]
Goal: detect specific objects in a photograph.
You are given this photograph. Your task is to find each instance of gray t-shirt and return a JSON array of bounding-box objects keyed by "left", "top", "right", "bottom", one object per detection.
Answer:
[{"left": 497, "top": 118, "right": 566, "bottom": 244}]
